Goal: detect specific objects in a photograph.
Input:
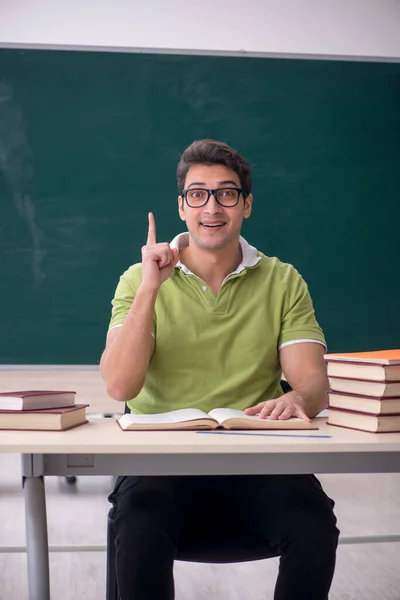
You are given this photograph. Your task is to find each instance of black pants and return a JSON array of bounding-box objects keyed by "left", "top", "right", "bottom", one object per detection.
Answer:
[{"left": 108, "top": 474, "right": 339, "bottom": 600}]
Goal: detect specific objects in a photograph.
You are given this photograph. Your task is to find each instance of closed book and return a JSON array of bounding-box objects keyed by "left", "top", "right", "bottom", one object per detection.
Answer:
[
  {"left": 325, "top": 350, "right": 400, "bottom": 382},
  {"left": 0, "top": 390, "right": 76, "bottom": 411},
  {"left": 329, "top": 392, "right": 400, "bottom": 415},
  {"left": 327, "top": 407, "right": 400, "bottom": 433},
  {"left": 118, "top": 408, "right": 317, "bottom": 431},
  {"left": 328, "top": 377, "right": 400, "bottom": 398},
  {"left": 0, "top": 404, "right": 89, "bottom": 431}
]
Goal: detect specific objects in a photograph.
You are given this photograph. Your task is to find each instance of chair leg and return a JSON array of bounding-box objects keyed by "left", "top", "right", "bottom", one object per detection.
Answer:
[{"left": 106, "top": 514, "right": 119, "bottom": 600}]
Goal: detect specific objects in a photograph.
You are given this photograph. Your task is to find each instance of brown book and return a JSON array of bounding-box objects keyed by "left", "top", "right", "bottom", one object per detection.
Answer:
[
  {"left": 327, "top": 407, "right": 400, "bottom": 433},
  {"left": 329, "top": 392, "right": 400, "bottom": 415},
  {"left": 328, "top": 377, "right": 400, "bottom": 398},
  {"left": 0, "top": 404, "right": 89, "bottom": 431},
  {"left": 325, "top": 350, "right": 400, "bottom": 382},
  {"left": 117, "top": 408, "right": 317, "bottom": 431},
  {"left": 0, "top": 390, "right": 76, "bottom": 411}
]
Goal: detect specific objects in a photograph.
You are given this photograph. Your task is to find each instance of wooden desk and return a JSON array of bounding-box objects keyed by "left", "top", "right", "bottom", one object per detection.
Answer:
[{"left": 1, "top": 417, "right": 400, "bottom": 600}]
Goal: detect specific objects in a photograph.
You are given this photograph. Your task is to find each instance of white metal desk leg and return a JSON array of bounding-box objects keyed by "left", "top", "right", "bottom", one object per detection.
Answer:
[{"left": 24, "top": 475, "right": 50, "bottom": 600}]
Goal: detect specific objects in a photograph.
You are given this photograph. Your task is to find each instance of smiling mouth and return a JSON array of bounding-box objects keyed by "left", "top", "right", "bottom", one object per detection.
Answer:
[{"left": 201, "top": 223, "right": 226, "bottom": 228}]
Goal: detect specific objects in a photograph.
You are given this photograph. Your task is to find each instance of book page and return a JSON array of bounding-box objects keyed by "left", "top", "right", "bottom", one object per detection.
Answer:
[
  {"left": 121, "top": 408, "right": 211, "bottom": 425},
  {"left": 208, "top": 408, "right": 260, "bottom": 423}
]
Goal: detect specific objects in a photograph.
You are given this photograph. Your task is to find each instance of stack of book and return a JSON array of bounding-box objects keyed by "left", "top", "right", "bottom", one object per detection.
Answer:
[
  {"left": 0, "top": 390, "right": 88, "bottom": 431},
  {"left": 325, "top": 350, "right": 400, "bottom": 433}
]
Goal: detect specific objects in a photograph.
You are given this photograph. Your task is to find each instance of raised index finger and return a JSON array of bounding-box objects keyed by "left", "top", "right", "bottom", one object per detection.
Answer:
[{"left": 146, "top": 212, "right": 157, "bottom": 245}]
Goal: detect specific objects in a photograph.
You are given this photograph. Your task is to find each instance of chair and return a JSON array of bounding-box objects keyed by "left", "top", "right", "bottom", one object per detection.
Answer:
[
  {"left": 106, "top": 509, "right": 279, "bottom": 600},
  {"left": 106, "top": 381, "right": 291, "bottom": 600}
]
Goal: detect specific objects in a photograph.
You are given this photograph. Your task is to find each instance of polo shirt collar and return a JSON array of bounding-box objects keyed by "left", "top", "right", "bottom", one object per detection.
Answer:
[{"left": 170, "top": 232, "right": 261, "bottom": 276}]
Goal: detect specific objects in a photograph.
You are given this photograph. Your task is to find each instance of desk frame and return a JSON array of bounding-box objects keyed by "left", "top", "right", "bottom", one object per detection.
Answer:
[{"left": 21, "top": 446, "right": 400, "bottom": 600}]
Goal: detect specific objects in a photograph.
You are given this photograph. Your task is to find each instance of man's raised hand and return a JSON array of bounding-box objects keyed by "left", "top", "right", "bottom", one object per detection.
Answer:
[{"left": 141, "top": 212, "right": 180, "bottom": 291}]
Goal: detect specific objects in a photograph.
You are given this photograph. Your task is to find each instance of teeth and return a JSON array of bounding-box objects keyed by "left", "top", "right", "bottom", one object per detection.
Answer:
[{"left": 203, "top": 223, "right": 224, "bottom": 227}]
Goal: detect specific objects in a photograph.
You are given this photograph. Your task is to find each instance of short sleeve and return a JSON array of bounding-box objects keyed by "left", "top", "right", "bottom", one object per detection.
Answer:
[
  {"left": 278, "top": 267, "right": 326, "bottom": 349},
  {"left": 108, "top": 264, "right": 157, "bottom": 335}
]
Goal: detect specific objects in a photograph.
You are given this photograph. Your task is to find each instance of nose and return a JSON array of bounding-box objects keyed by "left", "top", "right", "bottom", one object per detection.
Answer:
[{"left": 205, "top": 193, "right": 223, "bottom": 214}]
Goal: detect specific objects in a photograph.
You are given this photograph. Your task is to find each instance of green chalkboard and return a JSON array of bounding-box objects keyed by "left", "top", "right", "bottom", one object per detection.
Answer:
[{"left": 0, "top": 49, "right": 399, "bottom": 364}]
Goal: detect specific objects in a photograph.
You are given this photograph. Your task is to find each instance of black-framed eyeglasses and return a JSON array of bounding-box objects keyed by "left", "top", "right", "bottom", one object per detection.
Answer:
[{"left": 181, "top": 187, "right": 248, "bottom": 208}]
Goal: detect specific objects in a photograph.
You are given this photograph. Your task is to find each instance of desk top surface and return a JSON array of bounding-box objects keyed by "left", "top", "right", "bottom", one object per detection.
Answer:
[{"left": 1, "top": 417, "right": 400, "bottom": 454}]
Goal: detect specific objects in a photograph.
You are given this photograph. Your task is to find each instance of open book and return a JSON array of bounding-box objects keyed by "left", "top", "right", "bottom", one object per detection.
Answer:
[{"left": 117, "top": 408, "right": 317, "bottom": 431}]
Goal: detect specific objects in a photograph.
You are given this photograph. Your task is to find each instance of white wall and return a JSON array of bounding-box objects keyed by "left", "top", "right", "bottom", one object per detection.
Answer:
[{"left": 1, "top": 0, "right": 400, "bottom": 59}]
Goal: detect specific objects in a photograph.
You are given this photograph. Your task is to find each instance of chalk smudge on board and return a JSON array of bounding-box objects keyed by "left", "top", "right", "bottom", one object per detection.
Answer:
[{"left": 0, "top": 80, "right": 45, "bottom": 287}]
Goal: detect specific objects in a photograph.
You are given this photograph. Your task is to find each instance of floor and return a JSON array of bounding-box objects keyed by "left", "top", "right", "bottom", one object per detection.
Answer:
[{"left": 1, "top": 453, "right": 399, "bottom": 600}]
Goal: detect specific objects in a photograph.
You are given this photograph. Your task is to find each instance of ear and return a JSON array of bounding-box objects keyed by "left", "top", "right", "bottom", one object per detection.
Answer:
[
  {"left": 243, "top": 193, "right": 253, "bottom": 219},
  {"left": 178, "top": 195, "right": 186, "bottom": 221}
]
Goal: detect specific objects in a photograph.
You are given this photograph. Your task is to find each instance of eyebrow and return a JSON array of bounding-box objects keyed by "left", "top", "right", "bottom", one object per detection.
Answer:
[
  {"left": 218, "top": 180, "right": 240, "bottom": 187},
  {"left": 186, "top": 180, "right": 240, "bottom": 188}
]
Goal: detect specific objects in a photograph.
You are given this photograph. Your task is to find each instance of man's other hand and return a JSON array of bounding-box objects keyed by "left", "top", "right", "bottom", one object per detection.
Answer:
[{"left": 244, "top": 392, "right": 311, "bottom": 422}]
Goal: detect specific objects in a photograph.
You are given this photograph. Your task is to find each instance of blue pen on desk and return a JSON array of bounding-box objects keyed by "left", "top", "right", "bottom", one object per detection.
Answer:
[{"left": 196, "top": 431, "right": 332, "bottom": 439}]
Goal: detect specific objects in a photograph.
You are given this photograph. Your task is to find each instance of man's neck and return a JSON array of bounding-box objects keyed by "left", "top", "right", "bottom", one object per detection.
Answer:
[{"left": 180, "top": 238, "right": 242, "bottom": 289}]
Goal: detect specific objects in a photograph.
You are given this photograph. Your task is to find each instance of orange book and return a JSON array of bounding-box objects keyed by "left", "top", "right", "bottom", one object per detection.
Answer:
[
  {"left": 325, "top": 350, "right": 400, "bottom": 364},
  {"left": 325, "top": 350, "right": 400, "bottom": 382}
]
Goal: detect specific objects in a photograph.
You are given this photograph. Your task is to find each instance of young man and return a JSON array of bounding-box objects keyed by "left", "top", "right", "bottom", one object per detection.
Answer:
[{"left": 101, "top": 140, "right": 339, "bottom": 600}]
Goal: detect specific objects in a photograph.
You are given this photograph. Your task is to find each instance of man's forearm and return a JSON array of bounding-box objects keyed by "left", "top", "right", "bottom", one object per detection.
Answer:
[
  {"left": 100, "top": 285, "right": 158, "bottom": 401},
  {"left": 291, "top": 372, "right": 329, "bottom": 418}
]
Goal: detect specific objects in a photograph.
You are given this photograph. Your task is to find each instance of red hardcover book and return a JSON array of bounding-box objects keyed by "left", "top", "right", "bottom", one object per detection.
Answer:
[
  {"left": 328, "top": 377, "right": 400, "bottom": 398},
  {"left": 329, "top": 391, "right": 400, "bottom": 415},
  {"left": 0, "top": 390, "right": 76, "bottom": 411},
  {"left": 0, "top": 404, "right": 88, "bottom": 431},
  {"left": 327, "top": 406, "right": 400, "bottom": 433}
]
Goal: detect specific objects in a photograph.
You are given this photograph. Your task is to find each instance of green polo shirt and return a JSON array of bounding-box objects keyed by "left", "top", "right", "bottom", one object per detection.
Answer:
[{"left": 108, "top": 234, "right": 326, "bottom": 414}]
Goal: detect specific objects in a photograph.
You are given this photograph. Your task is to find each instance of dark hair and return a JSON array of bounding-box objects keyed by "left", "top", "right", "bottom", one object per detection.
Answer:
[{"left": 177, "top": 139, "right": 252, "bottom": 194}]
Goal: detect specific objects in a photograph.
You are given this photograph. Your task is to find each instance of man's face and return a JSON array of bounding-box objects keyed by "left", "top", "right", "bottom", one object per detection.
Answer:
[{"left": 178, "top": 164, "right": 253, "bottom": 251}]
